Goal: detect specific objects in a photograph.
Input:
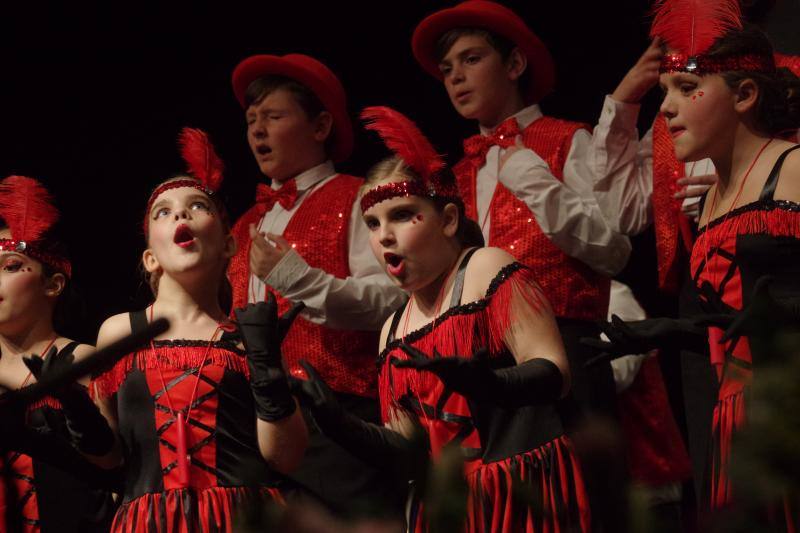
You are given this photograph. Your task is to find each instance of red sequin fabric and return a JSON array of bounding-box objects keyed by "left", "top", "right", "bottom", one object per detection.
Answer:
[
  {"left": 228, "top": 175, "right": 379, "bottom": 398},
  {"left": 660, "top": 52, "right": 774, "bottom": 74},
  {"left": 454, "top": 116, "right": 609, "bottom": 321},
  {"left": 651, "top": 115, "right": 692, "bottom": 292}
]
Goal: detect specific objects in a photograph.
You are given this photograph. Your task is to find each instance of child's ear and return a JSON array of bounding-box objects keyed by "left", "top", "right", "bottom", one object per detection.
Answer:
[
  {"left": 507, "top": 48, "right": 528, "bottom": 82},
  {"left": 442, "top": 203, "right": 460, "bottom": 238},
  {"left": 734, "top": 78, "right": 759, "bottom": 115},
  {"left": 314, "top": 111, "right": 334, "bottom": 143},
  {"left": 142, "top": 248, "right": 160, "bottom": 274},
  {"left": 43, "top": 272, "right": 66, "bottom": 298},
  {"left": 222, "top": 233, "right": 237, "bottom": 260}
]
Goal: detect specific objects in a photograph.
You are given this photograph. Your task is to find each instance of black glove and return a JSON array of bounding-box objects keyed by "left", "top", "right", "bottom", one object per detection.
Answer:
[
  {"left": 23, "top": 345, "right": 114, "bottom": 456},
  {"left": 291, "top": 359, "right": 427, "bottom": 480},
  {"left": 580, "top": 314, "right": 712, "bottom": 366},
  {"left": 393, "top": 344, "right": 563, "bottom": 408},
  {"left": 234, "top": 294, "right": 304, "bottom": 422}
]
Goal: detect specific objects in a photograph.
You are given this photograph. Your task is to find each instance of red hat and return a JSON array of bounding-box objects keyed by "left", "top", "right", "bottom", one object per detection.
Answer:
[
  {"left": 231, "top": 54, "right": 354, "bottom": 162},
  {"left": 412, "top": 0, "right": 555, "bottom": 104}
]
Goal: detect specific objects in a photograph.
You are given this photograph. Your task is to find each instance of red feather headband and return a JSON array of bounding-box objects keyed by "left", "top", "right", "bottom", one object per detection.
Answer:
[
  {"left": 650, "top": 0, "right": 773, "bottom": 75},
  {"left": 360, "top": 106, "right": 458, "bottom": 212},
  {"left": 0, "top": 176, "right": 71, "bottom": 277},
  {"left": 143, "top": 128, "right": 226, "bottom": 233}
]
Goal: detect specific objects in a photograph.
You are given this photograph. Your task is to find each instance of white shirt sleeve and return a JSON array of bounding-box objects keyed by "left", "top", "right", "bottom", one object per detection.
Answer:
[
  {"left": 497, "top": 132, "right": 632, "bottom": 277},
  {"left": 264, "top": 199, "right": 407, "bottom": 331},
  {"left": 589, "top": 95, "right": 654, "bottom": 236}
]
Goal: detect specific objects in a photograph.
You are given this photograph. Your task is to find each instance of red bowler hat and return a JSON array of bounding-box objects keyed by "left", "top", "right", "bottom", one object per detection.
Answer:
[
  {"left": 232, "top": 54, "right": 354, "bottom": 162},
  {"left": 412, "top": 0, "right": 555, "bottom": 104}
]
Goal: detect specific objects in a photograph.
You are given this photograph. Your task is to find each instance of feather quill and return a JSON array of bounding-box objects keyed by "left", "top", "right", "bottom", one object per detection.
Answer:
[
  {"left": 0, "top": 176, "right": 58, "bottom": 242},
  {"left": 361, "top": 106, "right": 445, "bottom": 182},
  {"left": 650, "top": 0, "right": 743, "bottom": 57},
  {"left": 178, "top": 127, "right": 224, "bottom": 192}
]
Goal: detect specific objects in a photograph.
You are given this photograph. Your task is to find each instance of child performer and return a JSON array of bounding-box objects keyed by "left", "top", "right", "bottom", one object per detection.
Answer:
[
  {"left": 0, "top": 176, "right": 115, "bottom": 532},
  {"left": 411, "top": 0, "right": 631, "bottom": 424},
  {"left": 228, "top": 53, "right": 406, "bottom": 515},
  {"left": 600, "top": 0, "right": 800, "bottom": 525},
  {"left": 91, "top": 129, "right": 308, "bottom": 533},
  {"left": 295, "top": 106, "right": 591, "bottom": 533}
]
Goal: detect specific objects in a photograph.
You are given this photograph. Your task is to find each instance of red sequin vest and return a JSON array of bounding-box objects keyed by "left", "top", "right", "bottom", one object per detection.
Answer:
[
  {"left": 652, "top": 115, "right": 694, "bottom": 292},
  {"left": 454, "top": 116, "right": 609, "bottom": 320},
  {"left": 228, "top": 175, "right": 378, "bottom": 397}
]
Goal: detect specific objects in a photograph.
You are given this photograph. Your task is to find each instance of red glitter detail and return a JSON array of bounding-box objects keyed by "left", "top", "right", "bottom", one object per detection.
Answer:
[
  {"left": 228, "top": 175, "right": 379, "bottom": 397},
  {"left": 360, "top": 180, "right": 427, "bottom": 212},
  {"left": 659, "top": 52, "right": 774, "bottom": 74},
  {"left": 699, "top": 91, "right": 705, "bottom": 96},
  {"left": 0, "top": 238, "right": 72, "bottom": 278},
  {"left": 651, "top": 115, "right": 690, "bottom": 292},
  {"left": 454, "top": 116, "right": 609, "bottom": 320}
]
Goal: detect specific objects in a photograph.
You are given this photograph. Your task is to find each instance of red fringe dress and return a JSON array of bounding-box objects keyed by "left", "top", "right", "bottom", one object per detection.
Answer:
[
  {"left": 380, "top": 257, "right": 590, "bottom": 533},
  {"left": 690, "top": 144, "right": 800, "bottom": 519},
  {"left": 92, "top": 311, "right": 284, "bottom": 533}
]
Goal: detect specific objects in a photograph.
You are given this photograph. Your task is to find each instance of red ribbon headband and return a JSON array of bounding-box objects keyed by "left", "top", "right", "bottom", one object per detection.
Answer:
[
  {"left": 660, "top": 52, "right": 774, "bottom": 74},
  {"left": 0, "top": 239, "right": 72, "bottom": 278}
]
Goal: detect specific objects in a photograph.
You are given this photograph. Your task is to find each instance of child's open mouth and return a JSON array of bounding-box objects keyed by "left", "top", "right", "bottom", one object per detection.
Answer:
[
  {"left": 384, "top": 252, "right": 405, "bottom": 276},
  {"left": 173, "top": 224, "right": 195, "bottom": 248}
]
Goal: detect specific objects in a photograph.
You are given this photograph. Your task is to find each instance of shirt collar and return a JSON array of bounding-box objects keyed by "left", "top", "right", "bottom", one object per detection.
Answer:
[
  {"left": 272, "top": 160, "right": 336, "bottom": 191},
  {"left": 479, "top": 104, "right": 543, "bottom": 136}
]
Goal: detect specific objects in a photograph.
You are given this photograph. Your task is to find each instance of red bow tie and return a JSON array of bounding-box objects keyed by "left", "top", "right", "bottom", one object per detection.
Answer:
[
  {"left": 463, "top": 118, "right": 521, "bottom": 161},
  {"left": 255, "top": 180, "right": 298, "bottom": 215}
]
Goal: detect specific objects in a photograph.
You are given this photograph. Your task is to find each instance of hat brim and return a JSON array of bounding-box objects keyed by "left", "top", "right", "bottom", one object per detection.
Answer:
[
  {"left": 232, "top": 55, "right": 353, "bottom": 163},
  {"left": 412, "top": 3, "right": 555, "bottom": 104}
]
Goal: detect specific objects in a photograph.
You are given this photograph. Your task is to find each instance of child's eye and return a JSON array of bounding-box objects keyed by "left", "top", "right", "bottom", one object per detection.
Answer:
[
  {"left": 154, "top": 207, "right": 170, "bottom": 219},
  {"left": 2, "top": 260, "right": 23, "bottom": 272},
  {"left": 439, "top": 65, "right": 452, "bottom": 76},
  {"left": 465, "top": 54, "right": 481, "bottom": 65},
  {"left": 190, "top": 201, "right": 210, "bottom": 211},
  {"left": 364, "top": 218, "right": 379, "bottom": 230},
  {"left": 680, "top": 83, "right": 697, "bottom": 95},
  {"left": 393, "top": 210, "right": 414, "bottom": 221}
]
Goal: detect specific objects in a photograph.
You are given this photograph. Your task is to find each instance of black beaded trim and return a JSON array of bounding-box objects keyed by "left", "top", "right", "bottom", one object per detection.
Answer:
[
  {"left": 377, "top": 262, "right": 526, "bottom": 365},
  {"left": 149, "top": 339, "right": 245, "bottom": 355},
  {"left": 697, "top": 199, "right": 800, "bottom": 236}
]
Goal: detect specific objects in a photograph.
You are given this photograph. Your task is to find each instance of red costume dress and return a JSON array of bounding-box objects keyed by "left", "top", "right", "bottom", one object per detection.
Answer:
[
  {"left": 93, "top": 311, "right": 283, "bottom": 533},
  {"left": 1, "top": 344, "right": 115, "bottom": 533},
  {"left": 381, "top": 251, "right": 590, "bottom": 533},
  {"left": 690, "top": 145, "right": 800, "bottom": 512}
]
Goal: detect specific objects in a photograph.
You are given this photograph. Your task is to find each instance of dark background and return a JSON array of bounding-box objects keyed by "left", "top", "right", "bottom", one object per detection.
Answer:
[{"left": 0, "top": 1, "right": 797, "bottom": 343}]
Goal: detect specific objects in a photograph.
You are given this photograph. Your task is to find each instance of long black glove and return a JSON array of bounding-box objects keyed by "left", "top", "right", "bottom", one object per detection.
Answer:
[
  {"left": 291, "top": 359, "right": 428, "bottom": 481},
  {"left": 23, "top": 345, "right": 114, "bottom": 456},
  {"left": 235, "top": 295, "right": 304, "bottom": 422},
  {"left": 393, "top": 344, "right": 563, "bottom": 409},
  {"left": 580, "top": 314, "right": 715, "bottom": 366}
]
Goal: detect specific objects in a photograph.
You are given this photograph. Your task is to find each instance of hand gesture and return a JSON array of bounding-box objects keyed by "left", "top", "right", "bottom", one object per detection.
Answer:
[
  {"left": 234, "top": 294, "right": 304, "bottom": 359},
  {"left": 23, "top": 345, "right": 75, "bottom": 398},
  {"left": 290, "top": 360, "right": 341, "bottom": 422},
  {"left": 249, "top": 224, "right": 292, "bottom": 281},
  {"left": 611, "top": 38, "right": 663, "bottom": 104},
  {"left": 393, "top": 344, "right": 493, "bottom": 400}
]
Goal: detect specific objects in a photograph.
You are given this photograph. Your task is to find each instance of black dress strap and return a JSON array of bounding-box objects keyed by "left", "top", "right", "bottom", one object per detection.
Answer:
[
  {"left": 759, "top": 144, "right": 800, "bottom": 201},
  {"left": 448, "top": 247, "right": 480, "bottom": 308},
  {"left": 129, "top": 309, "right": 149, "bottom": 336},
  {"left": 385, "top": 301, "right": 409, "bottom": 345}
]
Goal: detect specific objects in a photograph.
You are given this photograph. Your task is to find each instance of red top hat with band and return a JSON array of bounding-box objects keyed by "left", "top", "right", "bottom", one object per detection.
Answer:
[
  {"left": 412, "top": 0, "right": 555, "bottom": 104},
  {"left": 231, "top": 54, "right": 354, "bottom": 163}
]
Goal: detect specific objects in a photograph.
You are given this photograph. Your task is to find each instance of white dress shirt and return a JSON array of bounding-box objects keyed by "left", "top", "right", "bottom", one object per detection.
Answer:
[
  {"left": 249, "top": 161, "right": 406, "bottom": 331},
  {"left": 477, "top": 104, "right": 632, "bottom": 277},
  {"left": 590, "top": 96, "right": 716, "bottom": 236}
]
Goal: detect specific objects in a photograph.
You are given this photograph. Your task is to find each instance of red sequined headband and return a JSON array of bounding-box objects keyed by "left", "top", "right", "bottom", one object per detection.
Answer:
[
  {"left": 360, "top": 180, "right": 460, "bottom": 213},
  {"left": 660, "top": 52, "right": 775, "bottom": 74},
  {"left": 144, "top": 178, "right": 214, "bottom": 230},
  {"left": 0, "top": 239, "right": 72, "bottom": 278}
]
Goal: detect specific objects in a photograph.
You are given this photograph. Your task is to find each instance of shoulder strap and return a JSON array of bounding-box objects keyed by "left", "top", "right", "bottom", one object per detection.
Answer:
[
  {"left": 129, "top": 309, "right": 149, "bottom": 337},
  {"left": 448, "top": 247, "right": 480, "bottom": 308},
  {"left": 760, "top": 144, "right": 800, "bottom": 201},
  {"left": 386, "top": 301, "right": 409, "bottom": 344}
]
